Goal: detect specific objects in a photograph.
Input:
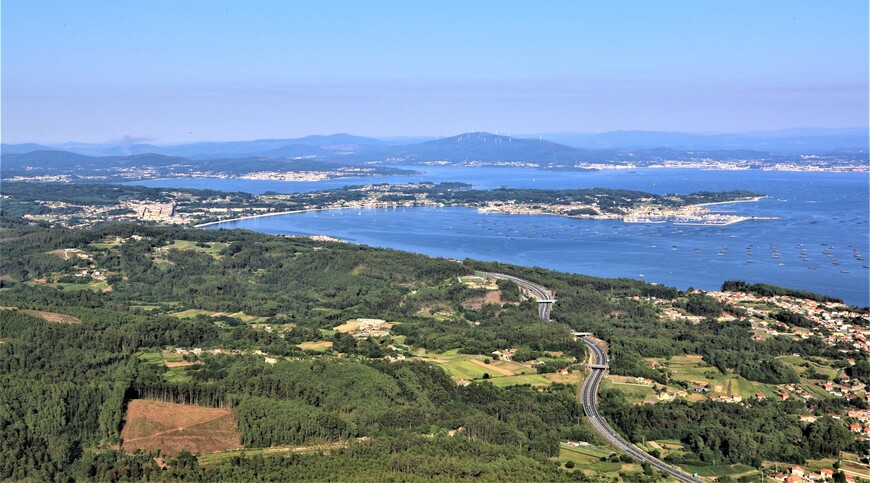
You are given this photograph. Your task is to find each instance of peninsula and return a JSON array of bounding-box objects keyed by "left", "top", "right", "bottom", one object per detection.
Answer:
[{"left": 2, "top": 181, "right": 772, "bottom": 228}]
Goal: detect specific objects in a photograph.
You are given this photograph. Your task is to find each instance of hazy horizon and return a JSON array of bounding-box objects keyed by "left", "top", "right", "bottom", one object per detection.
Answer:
[
  {"left": 2, "top": 1, "right": 868, "bottom": 143},
  {"left": 4, "top": 126, "right": 869, "bottom": 147}
]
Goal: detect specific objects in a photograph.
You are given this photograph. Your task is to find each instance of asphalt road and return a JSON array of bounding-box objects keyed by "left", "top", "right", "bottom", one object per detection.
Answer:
[
  {"left": 477, "top": 271, "right": 553, "bottom": 320},
  {"left": 579, "top": 338, "right": 702, "bottom": 482},
  {"left": 482, "top": 270, "right": 702, "bottom": 482}
]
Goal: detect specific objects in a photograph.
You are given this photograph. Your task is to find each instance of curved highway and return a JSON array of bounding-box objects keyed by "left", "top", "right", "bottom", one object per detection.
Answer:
[
  {"left": 579, "top": 338, "right": 701, "bottom": 482},
  {"left": 477, "top": 271, "right": 553, "bottom": 321},
  {"left": 482, "top": 271, "right": 702, "bottom": 483}
]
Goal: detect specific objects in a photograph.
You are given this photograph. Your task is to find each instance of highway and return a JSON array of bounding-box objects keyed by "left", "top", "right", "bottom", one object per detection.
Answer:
[
  {"left": 483, "top": 270, "right": 702, "bottom": 483},
  {"left": 579, "top": 338, "right": 702, "bottom": 482},
  {"left": 477, "top": 271, "right": 553, "bottom": 321}
]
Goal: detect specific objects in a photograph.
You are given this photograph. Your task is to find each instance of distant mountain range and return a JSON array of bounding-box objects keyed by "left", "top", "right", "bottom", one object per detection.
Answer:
[
  {"left": 527, "top": 128, "right": 869, "bottom": 153},
  {"left": 0, "top": 150, "right": 417, "bottom": 180},
  {"left": 2, "top": 129, "right": 867, "bottom": 180},
  {"left": 3, "top": 128, "right": 866, "bottom": 159}
]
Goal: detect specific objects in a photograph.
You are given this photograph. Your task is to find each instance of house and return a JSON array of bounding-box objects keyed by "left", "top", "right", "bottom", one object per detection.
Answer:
[
  {"left": 456, "top": 380, "right": 470, "bottom": 387},
  {"left": 791, "top": 465, "right": 805, "bottom": 477},
  {"left": 756, "top": 392, "right": 766, "bottom": 399},
  {"left": 820, "top": 468, "right": 834, "bottom": 479},
  {"left": 774, "top": 473, "right": 786, "bottom": 482},
  {"left": 786, "top": 475, "right": 802, "bottom": 483},
  {"left": 850, "top": 423, "right": 862, "bottom": 432}
]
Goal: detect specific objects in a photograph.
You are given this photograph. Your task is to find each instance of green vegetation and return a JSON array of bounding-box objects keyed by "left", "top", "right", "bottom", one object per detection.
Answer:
[
  {"left": 0, "top": 218, "right": 865, "bottom": 481},
  {"left": 601, "top": 389, "right": 854, "bottom": 467}
]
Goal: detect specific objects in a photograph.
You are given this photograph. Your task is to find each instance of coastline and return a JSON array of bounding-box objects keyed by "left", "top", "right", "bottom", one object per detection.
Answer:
[
  {"left": 195, "top": 196, "right": 771, "bottom": 229},
  {"left": 693, "top": 195, "right": 769, "bottom": 208},
  {"left": 195, "top": 208, "right": 330, "bottom": 228},
  {"left": 194, "top": 203, "right": 427, "bottom": 228}
]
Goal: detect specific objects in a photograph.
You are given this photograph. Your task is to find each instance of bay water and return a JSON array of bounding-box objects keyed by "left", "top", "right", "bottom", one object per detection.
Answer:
[{"left": 129, "top": 167, "right": 870, "bottom": 305}]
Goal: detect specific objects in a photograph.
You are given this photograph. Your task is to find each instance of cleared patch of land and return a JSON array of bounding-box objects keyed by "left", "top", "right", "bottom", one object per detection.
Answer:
[
  {"left": 297, "top": 341, "right": 333, "bottom": 351},
  {"left": 660, "top": 355, "right": 779, "bottom": 398},
  {"left": 137, "top": 351, "right": 194, "bottom": 382},
  {"left": 158, "top": 240, "right": 230, "bottom": 259},
  {"left": 469, "top": 358, "right": 513, "bottom": 376},
  {"left": 334, "top": 320, "right": 360, "bottom": 333},
  {"left": 488, "top": 374, "right": 551, "bottom": 387},
  {"left": 121, "top": 399, "right": 241, "bottom": 456}
]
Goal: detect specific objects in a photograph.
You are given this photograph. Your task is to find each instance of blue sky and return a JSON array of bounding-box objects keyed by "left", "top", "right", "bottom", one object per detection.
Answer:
[{"left": 2, "top": 1, "right": 867, "bottom": 143}]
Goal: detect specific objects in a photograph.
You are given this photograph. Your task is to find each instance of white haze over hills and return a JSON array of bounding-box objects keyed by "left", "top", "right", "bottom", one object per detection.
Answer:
[{"left": 2, "top": 128, "right": 867, "bottom": 158}]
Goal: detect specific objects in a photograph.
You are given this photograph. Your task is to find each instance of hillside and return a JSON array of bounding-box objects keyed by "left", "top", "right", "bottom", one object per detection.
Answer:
[{"left": 0, "top": 219, "right": 866, "bottom": 481}]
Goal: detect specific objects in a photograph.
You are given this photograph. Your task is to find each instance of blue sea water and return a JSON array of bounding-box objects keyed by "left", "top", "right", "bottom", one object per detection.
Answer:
[{"left": 128, "top": 168, "right": 870, "bottom": 305}]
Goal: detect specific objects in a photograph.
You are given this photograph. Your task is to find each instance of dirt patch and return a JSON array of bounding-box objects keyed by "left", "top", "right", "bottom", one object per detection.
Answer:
[
  {"left": 470, "top": 359, "right": 513, "bottom": 376},
  {"left": 121, "top": 399, "right": 241, "bottom": 456},
  {"left": 483, "top": 291, "right": 502, "bottom": 305},
  {"left": 334, "top": 321, "right": 360, "bottom": 333},
  {"left": 298, "top": 341, "right": 334, "bottom": 350},
  {"left": 544, "top": 372, "right": 581, "bottom": 384},
  {"left": 165, "top": 361, "right": 202, "bottom": 368},
  {"left": 461, "top": 295, "right": 486, "bottom": 310},
  {"left": 0, "top": 307, "right": 81, "bottom": 324}
]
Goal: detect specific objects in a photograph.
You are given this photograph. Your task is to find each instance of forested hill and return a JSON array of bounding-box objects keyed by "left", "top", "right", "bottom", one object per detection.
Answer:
[{"left": 0, "top": 221, "right": 867, "bottom": 481}]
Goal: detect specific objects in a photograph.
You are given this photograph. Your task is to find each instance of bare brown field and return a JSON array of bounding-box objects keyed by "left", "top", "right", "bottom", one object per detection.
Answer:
[
  {"left": 297, "top": 341, "right": 334, "bottom": 350},
  {"left": 334, "top": 320, "right": 360, "bottom": 333},
  {"left": 483, "top": 291, "right": 503, "bottom": 305},
  {"left": 164, "top": 361, "right": 202, "bottom": 368},
  {"left": 121, "top": 399, "right": 241, "bottom": 456}
]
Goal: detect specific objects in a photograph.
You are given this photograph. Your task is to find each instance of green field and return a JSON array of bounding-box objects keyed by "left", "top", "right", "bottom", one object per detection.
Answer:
[
  {"left": 35, "top": 279, "right": 109, "bottom": 292},
  {"left": 161, "top": 240, "right": 230, "bottom": 259},
  {"left": 137, "top": 351, "right": 164, "bottom": 364},
  {"left": 88, "top": 237, "right": 122, "bottom": 249},
  {"left": 664, "top": 355, "right": 780, "bottom": 399},
  {"left": 441, "top": 359, "right": 492, "bottom": 380},
  {"left": 678, "top": 463, "right": 756, "bottom": 478},
  {"left": 488, "top": 374, "right": 551, "bottom": 387},
  {"left": 601, "top": 379, "right": 655, "bottom": 403},
  {"left": 559, "top": 443, "right": 612, "bottom": 459},
  {"left": 555, "top": 444, "right": 640, "bottom": 479},
  {"left": 137, "top": 351, "right": 192, "bottom": 382}
]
